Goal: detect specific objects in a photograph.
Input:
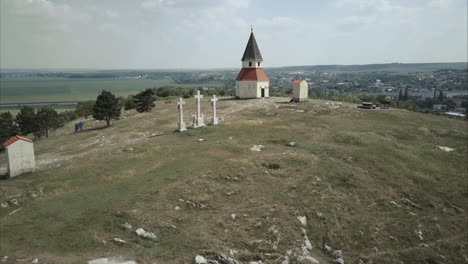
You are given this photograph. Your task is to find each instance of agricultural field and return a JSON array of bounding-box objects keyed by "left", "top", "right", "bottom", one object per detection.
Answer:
[{"left": 0, "top": 77, "right": 224, "bottom": 104}]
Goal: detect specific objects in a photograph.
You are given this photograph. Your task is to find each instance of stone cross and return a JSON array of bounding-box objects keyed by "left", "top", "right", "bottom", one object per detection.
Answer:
[
  {"left": 176, "top": 97, "right": 187, "bottom": 132},
  {"left": 192, "top": 90, "right": 205, "bottom": 128},
  {"left": 210, "top": 95, "right": 219, "bottom": 125}
]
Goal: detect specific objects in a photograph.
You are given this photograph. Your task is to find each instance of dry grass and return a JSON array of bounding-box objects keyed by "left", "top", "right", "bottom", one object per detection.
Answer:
[{"left": 0, "top": 97, "right": 466, "bottom": 264}]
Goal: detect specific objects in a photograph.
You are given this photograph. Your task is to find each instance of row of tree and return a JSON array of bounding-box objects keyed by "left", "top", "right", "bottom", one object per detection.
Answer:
[{"left": 0, "top": 106, "right": 64, "bottom": 150}]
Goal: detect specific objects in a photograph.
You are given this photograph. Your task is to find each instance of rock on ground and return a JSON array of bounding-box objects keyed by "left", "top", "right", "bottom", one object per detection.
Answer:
[
  {"left": 195, "top": 255, "right": 207, "bottom": 264},
  {"left": 436, "top": 146, "right": 455, "bottom": 152},
  {"left": 250, "top": 145, "right": 265, "bottom": 152},
  {"left": 88, "top": 257, "right": 137, "bottom": 264},
  {"left": 135, "top": 227, "right": 157, "bottom": 239}
]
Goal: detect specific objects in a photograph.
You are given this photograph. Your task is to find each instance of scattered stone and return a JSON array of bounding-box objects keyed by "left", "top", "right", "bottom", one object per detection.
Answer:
[
  {"left": 416, "top": 228, "right": 424, "bottom": 240},
  {"left": 30, "top": 192, "right": 38, "bottom": 199},
  {"left": 127, "top": 148, "right": 134, "bottom": 151},
  {"left": 372, "top": 247, "right": 379, "bottom": 253},
  {"left": 195, "top": 255, "right": 207, "bottom": 264},
  {"left": 231, "top": 213, "right": 237, "bottom": 220},
  {"left": 31, "top": 258, "right": 39, "bottom": 263},
  {"left": 334, "top": 258, "right": 344, "bottom": 264},
  {"left": 0, "top": 202, "right": 8, "bottom": 208},
  {"left": 401, "top": 198, "right": 419, "bottom": 208},
  {"left": 389, "top": 200, "right": 400, "bottom": 207},
  {"left": 250, "top": 145, "right": 265, "bottom": 152},
  {"left": 419, "top": 243, "right": 429, "bottom": 247},
  {"left": 436, "top": 146, "right": 455, "bottom": 152},
  {"left": 297, "top": 216, "right": 307, "bottom": 226},
  {"left": 135, "top": 227, "right": 157, "bottom": 240},
  {"left": 297, "top": 255, "right": 319, "bottom": 264},
  {"left": 332, "top": 250, "right": 342, "bottom": 259},
  {"left": 296, "top": 110, "right": 305, "bottom": 113},
  {"left": 174, "top": 205, "right": 181, "bottom": 210},
  {"left": 88, "top": 257, "right": 137, "bottom": 264},
  {"left": 324, "top": 243, "right": 332, "bottom": 252},
  {"left": 112, "top": 238, "right": 127, "bottom": 245},
  {"left": 198, "top": 138, "right": 205, "bottom": 142},
  {"left": 229, "top": 137, "right": 233, "bottom": 140},
  {"left": 1, "top": 256, "right": 7, "bottom": 263},
  {"left": 8, "top": 199, "right": 19, "bottom": 206},
  {"left": 121, "top": 222, "right": 132, "bottom": 230},
  {"left": 287, "top": 142, "right": 296, "bottom": 147}
]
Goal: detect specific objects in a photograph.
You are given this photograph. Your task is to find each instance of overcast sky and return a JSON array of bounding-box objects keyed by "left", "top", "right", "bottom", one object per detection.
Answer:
[{"left": 1, "top": 0, "right": 467, "bottom": 69}]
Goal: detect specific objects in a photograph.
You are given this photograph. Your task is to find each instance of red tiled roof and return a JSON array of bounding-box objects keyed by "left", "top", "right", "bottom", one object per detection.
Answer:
[
  {"left": 3, "top": 135, "right": 33, "bottom": 148},
  {"left": 293, "top": 79, "right": 305, "bottom": 84},
  {"left": 236, "top": 68, "right": 269, "bottom": 81}
]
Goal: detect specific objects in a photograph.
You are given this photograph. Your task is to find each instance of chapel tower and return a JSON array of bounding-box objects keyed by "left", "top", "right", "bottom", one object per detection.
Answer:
[{"left": 235, "top": 28, "right": 269, "bottom": 98}]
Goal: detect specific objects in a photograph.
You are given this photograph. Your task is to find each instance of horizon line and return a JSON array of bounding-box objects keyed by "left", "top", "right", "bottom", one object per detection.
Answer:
[{"left": 1, "top": 61, "right": 467, "bottom": 72}]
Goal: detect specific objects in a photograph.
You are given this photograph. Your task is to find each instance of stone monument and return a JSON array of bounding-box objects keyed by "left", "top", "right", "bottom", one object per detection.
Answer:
[
  {"left": 176, "top": 97, "right": 187, "bottom": 132},
  {"left": 192, "top": 90, "right": 205, "bottom": 128},
  {"left": 210, "top": 95, "right": 219, "bottom": 125}
]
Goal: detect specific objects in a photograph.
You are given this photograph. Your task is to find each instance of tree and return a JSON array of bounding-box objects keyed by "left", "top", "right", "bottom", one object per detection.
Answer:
[
  {"left": 16, "top": 106, "right": 41, "bottom": 139},
  {"left": 133, "top": 88, "right": 156, "bottom": 113},
  {"left": 398, "top": 88, "right": 404, "bottom": 101},
  {"left": 75, "top": 101, "right": 95, "bottom": 118},
  {"left": 92, "top": 90, "right": 121, "bottom": 127},
  {"left": 36, "top": 107, "right": 63, "bottom": 138},
  {"left": 403, "top": 88, "right": 409, "bottom": 101},
  {"left": 124, "top": 94, "right": 137, "bottom": 110},
  {"left": 0, "top": 112, "right": 19, "bottom": 150},
  {"left": 438, "top": 90, "right": 444, "bottom": 101}
]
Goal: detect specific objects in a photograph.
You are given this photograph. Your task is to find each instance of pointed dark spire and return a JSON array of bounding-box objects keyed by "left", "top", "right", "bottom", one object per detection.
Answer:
[{"left": 241, "top": 30, "right": 263, "bottom": 61}]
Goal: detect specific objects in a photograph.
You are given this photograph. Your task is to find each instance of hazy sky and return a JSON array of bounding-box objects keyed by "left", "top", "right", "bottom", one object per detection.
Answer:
[{"left": 1, "top": 0, "right": 467, "bottom": 69}]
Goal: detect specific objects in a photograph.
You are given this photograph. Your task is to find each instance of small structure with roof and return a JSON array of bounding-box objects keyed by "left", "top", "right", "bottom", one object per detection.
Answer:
[
  {"left": 292, "top": 79, "right": 308, "bottom": 102},
  {"left": 236, "top": 28, "right": 269, "bottom": 99},
  {"left": 3, "top": 136, "right": 36, "bottom": 178}
]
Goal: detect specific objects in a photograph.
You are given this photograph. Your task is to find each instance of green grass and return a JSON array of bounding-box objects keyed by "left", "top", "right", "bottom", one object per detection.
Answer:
[
  {"left": 0, "top": 98, "right": 466, "bottom": 263},
  {"left": 0, "top": 77, "right": 224, "bottom": 103}
]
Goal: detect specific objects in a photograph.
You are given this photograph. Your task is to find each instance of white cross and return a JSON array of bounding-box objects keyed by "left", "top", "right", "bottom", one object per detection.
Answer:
[
  {"left": 211, "top": 95, "right": 219, "bottom": 125},
  {"left": 176, "top": 97, "right": 187, "bottom": 131},
  {"left": 194, "top": 90, "right": 203, "bottom": 119}
]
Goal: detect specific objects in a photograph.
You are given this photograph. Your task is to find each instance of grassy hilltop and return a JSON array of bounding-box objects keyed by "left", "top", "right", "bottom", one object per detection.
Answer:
[{"left": 0, "top": 98, "right": 466, "bottom": 264}]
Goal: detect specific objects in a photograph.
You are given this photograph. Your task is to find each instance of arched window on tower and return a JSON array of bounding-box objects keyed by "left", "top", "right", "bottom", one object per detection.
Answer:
[
  {"left": 258, "top": 62, "right": 260, "bottom": 67},
  {"left": 249, "top": 62, "right": 252, "bottom": 67}
]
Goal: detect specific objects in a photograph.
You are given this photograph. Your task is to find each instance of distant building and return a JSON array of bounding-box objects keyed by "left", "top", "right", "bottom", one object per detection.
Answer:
[
  {"left": 433, "top": 104, "right": 446, "bottom": 111},
  {"left": 292, "top": 79, "right": 308, "bottom": 102},
  {"left": 236, "top": 29, "right": 269, "bottom": 98},
  {"left": 3, "top": 136, "right": 36, "bottom": 178}
]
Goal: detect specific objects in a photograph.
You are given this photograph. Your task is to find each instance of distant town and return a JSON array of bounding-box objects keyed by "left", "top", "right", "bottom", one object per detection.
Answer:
[{"left": 1, "top": 62, "right": 467, "bottom": 118}]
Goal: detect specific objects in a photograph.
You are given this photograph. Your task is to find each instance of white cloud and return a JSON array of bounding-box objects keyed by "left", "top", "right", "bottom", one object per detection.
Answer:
[
  {"left": 140, "top": 0, "right": 249, "bottom": 11},
  {"left": 226, "top": 0, "right": 249, "bottom": 8},
  {"left": 105, "top": 10, "right": 120, "bottom": 19},
  {"left": 342, "top": 15, "right": 376, "bottom": 25},
  {"left": 97, "top": 23, "right": 121, "bottom": 34},
  {"left": 255, "top": 16, "right": 299, "bottom": 26}
]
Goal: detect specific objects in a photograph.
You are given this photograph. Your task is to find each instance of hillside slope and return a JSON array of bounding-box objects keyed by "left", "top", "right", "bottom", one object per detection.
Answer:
[{"left": 0, "top": 98, "right": 467, "bottom": 264}]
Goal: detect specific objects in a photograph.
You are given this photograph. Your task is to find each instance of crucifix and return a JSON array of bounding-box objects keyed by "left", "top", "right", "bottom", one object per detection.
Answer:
[
  {"left": 211, "top": 95, "right": 219, "bottom": 125},
  {"left": 176, "top": 97, "right": 187, "bottom": 132}
]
